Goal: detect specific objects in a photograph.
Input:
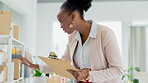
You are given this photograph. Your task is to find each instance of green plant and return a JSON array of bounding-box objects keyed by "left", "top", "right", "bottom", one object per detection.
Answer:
[
  {"left": 122, "top": 67, "right": 140, "bottom": 83},
  {"left": 33, "top": 69, "right": 42, "bottom": 77}
]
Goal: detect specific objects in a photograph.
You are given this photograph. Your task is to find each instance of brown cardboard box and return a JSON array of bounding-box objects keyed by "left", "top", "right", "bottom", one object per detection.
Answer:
[
  {"left": 52, "top": 75, "right": 61, "bottom": 83},
  {"left": 0, "top": 51, "right": 7, "bottom": 81},
  {"left": 12, "top": 59, "right": 20, "bottom": 80},
  {"left": 13, "top": 25, "right": 19, "bottom": 40},
  {"left": 46, "top": 77, "right": 55, "bottom": 83},
  {"left": 3, "top": 66, "right": 7, "bottom": 81},
  {"left": 0, "top": 10, "right": 12, "bottom": 35}
]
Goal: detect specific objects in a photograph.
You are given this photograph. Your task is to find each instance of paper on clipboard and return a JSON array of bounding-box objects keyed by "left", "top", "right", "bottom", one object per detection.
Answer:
[{"left": 38, "top": 56, "right": 77, "bottom": 79}]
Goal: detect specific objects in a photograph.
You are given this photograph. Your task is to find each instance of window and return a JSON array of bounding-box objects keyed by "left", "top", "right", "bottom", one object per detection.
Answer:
[
  {"left": 52, "top": 22, "right": 68, "bottom": 58},
  {"left": 131, "top": 21, "right": 148, "bottom": 72}
]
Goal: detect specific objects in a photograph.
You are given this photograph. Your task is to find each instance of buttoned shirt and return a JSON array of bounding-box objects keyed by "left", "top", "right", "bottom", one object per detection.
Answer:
[{"left": 73, "top": 20, "right": 95, "bottom": 69}]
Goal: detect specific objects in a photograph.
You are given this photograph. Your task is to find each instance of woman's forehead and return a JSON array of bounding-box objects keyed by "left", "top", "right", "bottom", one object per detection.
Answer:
[
  {"left": 57, "top": 9, "right": 69, "bottom": 19},
  {"left": 57, "top": 9, "right": 65, "bottom": 18}
]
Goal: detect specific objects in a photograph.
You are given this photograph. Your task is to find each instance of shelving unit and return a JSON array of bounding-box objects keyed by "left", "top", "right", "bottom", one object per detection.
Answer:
[
  {"left": 0, "top": 34, "right": 25, "bottom": 83},
  {"left": 12, "top": 77, "right": 24, "bottom": 83},
  {"left": 0, "top": 35, "right": 24, "bottom": 45}
]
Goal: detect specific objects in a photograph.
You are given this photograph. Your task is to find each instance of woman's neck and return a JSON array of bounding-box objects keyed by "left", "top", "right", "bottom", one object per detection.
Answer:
[{"left": 77, "top": 20, "right": 91, "bottom": 37}]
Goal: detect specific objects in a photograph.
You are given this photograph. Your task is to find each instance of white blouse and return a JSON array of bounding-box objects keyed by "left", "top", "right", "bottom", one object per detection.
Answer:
[{"left": 73, "top": 31, "right": 91, "bottom": 69}]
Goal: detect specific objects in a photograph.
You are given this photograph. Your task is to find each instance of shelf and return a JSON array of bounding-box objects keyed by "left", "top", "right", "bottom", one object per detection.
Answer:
[
  {"left": 0, "top": 35, "right": 25, "bottom": 82},
  {"left": 0, "top": 35, "right": 24, "bottom": 46},
  {"left": 13, "top": 77, "right": 24, "bottom": 82},
  {"left": 4, "top": 77, "right": 24, "bottom": 83}
]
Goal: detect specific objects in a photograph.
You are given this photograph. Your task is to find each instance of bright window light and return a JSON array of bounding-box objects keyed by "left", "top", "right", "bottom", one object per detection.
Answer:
[{"left": 52, "top": 22, "right": 68, "bottom": 58}]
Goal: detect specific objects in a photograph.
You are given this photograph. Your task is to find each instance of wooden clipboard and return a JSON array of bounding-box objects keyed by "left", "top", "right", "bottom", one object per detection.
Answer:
[{"left": 38, "top": 56, "right": 77, "bottom": 79}]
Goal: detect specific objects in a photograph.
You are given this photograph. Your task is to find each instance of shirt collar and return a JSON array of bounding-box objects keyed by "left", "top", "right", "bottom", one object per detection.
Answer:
[
  {"left": 89, "top": 20, "right": 97, "bottom": 38},
  {"left": 75, "top": 20, "right": 98, "bottom": 40},
  {"left": 75, "top": 31, "right": 81, "bottom": 41}
]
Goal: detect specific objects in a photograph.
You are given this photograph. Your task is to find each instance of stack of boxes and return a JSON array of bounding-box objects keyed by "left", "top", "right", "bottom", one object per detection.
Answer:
[{"left": 0, "top": 10, "right": 21, "bottom": 82}]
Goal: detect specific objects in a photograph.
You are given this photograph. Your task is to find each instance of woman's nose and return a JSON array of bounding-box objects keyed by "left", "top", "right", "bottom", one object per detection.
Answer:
[{"left": 60, "top": 26, "right": 63, "bottom": 28}]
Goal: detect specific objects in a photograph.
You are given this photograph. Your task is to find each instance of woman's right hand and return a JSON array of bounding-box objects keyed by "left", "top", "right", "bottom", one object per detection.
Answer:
[{"left": 17, "top": 56, "right": 39, "bottom": 70}]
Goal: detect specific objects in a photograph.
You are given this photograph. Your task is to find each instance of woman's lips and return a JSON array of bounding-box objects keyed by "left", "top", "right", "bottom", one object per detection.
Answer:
[{"left": 63, "top": 29, "right": 66, "bottom": 33}]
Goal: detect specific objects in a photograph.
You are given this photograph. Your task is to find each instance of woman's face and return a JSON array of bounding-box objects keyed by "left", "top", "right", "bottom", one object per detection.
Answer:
[{"left": 57, "top": 9, "right": 75, "bottom": 34}]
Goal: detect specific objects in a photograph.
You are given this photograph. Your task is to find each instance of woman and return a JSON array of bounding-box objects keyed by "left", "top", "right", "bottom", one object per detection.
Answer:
[{"left": 18, "top": 0, "right": 123, "bottom": 83}]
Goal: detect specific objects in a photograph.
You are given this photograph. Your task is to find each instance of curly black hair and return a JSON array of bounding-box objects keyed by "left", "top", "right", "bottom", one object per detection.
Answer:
[{"left": 61, "top": 0, "right": 93, "bottom": 19}]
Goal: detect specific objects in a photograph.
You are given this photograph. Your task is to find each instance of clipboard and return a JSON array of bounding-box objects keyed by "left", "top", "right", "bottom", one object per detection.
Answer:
[{"left": 38, "top": 56, "right": 77, "bottom": 79}]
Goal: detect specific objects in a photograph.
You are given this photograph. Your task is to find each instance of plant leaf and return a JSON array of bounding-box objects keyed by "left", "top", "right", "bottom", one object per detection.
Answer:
[
  {"left": 135, "top": 67, "right": 140, "bottom": 72},
  {"left": 33, "top": 69, "right": 42, "bottom": 77}
]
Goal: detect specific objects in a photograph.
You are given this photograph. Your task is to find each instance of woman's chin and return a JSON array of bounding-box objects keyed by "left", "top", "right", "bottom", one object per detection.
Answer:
[{"left": 67, "top": 31, "right": 73, "bottom": 34}]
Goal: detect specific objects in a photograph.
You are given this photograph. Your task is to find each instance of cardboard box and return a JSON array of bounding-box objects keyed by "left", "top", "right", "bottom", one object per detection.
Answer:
[
  {"left": 0, "top": 10, "right": 12, "bottom": 35},
  {"left": 3, "top": 66, "right": 7, "bottom": 81},
  {"left": 52, "top": 75, "right": 61, "bottom": 83},
  {"left": 46, "top": 77, "right": 55, "bottom": 83},
  {"left": 12, "top": 59, "right": 20, "bottom": 80},
  {"left": 13, "top": 25, "right": 19, "bottom": 40},
  {"left": 0, "top": 51, "right": 7, "bottom": 81}
]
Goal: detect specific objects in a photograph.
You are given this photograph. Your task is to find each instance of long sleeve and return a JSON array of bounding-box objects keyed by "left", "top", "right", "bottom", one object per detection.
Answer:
[
  {"left": 39, "top": 63, "right": 54, "bottom": 73},
  {"left": 90, "top": 29, "right": 123, "bottom": 82}
]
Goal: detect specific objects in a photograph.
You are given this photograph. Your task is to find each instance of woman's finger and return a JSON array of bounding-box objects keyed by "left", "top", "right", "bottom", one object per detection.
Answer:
[
  {"left": 67, "top": 69, "right": 77, "bottom": 74},
  {"left": 67, "top": 69, "right": 78, "bottom": 79},
  {"left": 21, "top": 61, "right": 32, "bottom": 67},
  {"left": 21, "top": 57, "right": 32, "bottom": 64},
  {"left": 17, "top": 56, "right": 32, "bottom": 65},
  {"left": 21, "top": 61, "right": 29, "bottom": 66},
  {"left": 17, "top": 56, "right": 23, "bottom": 60}
]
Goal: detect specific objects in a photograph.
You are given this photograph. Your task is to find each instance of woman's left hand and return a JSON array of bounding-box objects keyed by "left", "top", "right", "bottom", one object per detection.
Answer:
[{"left": 67, "top": 69, "right": 89, "bottom": 81}]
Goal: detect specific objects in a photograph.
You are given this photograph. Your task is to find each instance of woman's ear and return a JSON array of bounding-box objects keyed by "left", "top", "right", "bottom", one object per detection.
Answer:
[{"left": 71, "top": 12, "right": 75, "bottom": 21}]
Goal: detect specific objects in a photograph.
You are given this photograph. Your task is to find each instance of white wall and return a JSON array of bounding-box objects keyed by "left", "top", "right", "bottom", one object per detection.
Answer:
[
  {"left": 147, "top": 27, "right": 148, "bottom": 72},
  {"left": 37, "top": 3, "right": 62, "bottom": 57},
  {"left": 37, "top": 1, "right": 148, "bottom": 69},
  {"left": 0, "top": 0, "right": 36, "bottom": 14},
  {"left": 0, "top": 0, "right": 37, "bottom": 55}
]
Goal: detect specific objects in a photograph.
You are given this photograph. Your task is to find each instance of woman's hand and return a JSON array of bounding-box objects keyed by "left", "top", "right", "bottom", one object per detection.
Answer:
[
  {"left": 67, "top": 69, "right": 89, "bottom": 81},
  {"left": 17, "top": 56, "right": 39, "bottom": 70}
]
